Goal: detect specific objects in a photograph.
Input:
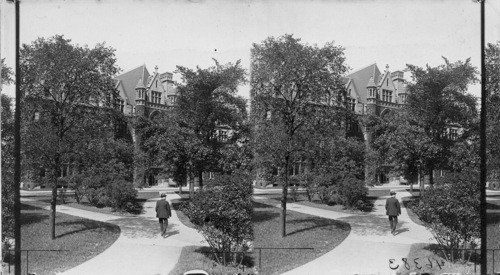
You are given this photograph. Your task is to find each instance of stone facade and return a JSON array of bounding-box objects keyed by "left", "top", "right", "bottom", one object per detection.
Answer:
[
  {"left": 343, "top": 63, "right": 408, "bottom": 184},
  {"left": 113, "top": 65, "right": 177, "bottom": 187}
]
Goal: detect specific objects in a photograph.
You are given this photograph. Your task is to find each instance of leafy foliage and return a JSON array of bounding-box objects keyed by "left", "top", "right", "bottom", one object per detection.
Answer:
[
  {"left": 336, "top": 177, "right": 368, "bottom": 209},
  {"left": 411, "top": 171, "right": 480, "bottom": 260},
  {"left": 1, "top": 58, "right": 14, "bottom": 85},
  {"left": 251, "top": 34, "right": 349, "bottom": 236},
  {"left": 182, "top": 173, "right": 253, "bottom": 265},
  {"left": 1, "top": 94, "right": 15, "bottom": 240},
  {"left": 20, "top": 35, "right": 120, "bottom": 238},
  {"left": 174, "top": 60, "right": 248, "bottom": 189},
  {"left": 486, "top": 41, "right": 500, "bottom": 180},
  {"left": 404, "top": 58, "right": 478, "bottom": 185}
]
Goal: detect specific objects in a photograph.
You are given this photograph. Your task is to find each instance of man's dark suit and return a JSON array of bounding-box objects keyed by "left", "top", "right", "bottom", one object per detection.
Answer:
[
  {"left": 156, "top": 198, "right": 171, "bottom": 237},
  {"left": 156, "top": 199, "right": 171, "bottom": 219},
  {"left": 385, "top": 196, "right": 401, "bottom": 234}
]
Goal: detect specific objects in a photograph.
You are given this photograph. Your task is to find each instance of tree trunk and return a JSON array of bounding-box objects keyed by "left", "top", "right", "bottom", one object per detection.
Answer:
[
  {"left": 50, "top": 174, "right": 58, "bottom": 240},
  {"left": 189, "top": 175, "right": 194, "bottom": 199},
  {"left": 198, "top": 169, "right": 203, "bottom": 190},
  {"left": 428, "top": 166, "right": 434, "bottom": 188},
  {"left": 280, "top": 153, "right": 290, "bottom": 238}
]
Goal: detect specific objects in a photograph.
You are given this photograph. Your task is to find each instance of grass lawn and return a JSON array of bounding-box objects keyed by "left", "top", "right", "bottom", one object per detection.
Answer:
[
  {"left": 251, "top": 200, "right": 350, "bottom": 275},
  {"left": 2, "top": 201, "right": 120, "bottom": 275},
  {"left": 256, "top": 192, "right": 375, "bottom": 213},
  {"left": 22, "top": 191, "right": 160, "bottom": 217},
  {"left": 401, "top": 195, "right": 427, "bottom": 227},
  {"left": 168, "top": 200, "right": 350, "bottom": 275}
]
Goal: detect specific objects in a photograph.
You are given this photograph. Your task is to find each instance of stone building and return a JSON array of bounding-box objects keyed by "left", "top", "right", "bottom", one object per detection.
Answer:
[
  {"left": 113, "top": 65, "right": 177, "bottom": 187},
  {"left": 343, "top": 63, "right": 409, "bottom": 184}
]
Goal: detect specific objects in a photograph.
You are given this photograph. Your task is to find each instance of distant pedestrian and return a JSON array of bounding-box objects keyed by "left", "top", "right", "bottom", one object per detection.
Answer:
[
  {"left": 385, "top": 191, "right": 401, "bottom": 235},
  {"left": 156, "top": 193, "right": 171, "bottom": 238}
]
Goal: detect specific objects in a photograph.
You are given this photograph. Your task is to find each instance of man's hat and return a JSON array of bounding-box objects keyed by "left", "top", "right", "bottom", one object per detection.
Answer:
[
  {"left": 160, "top": 193, "right": 166, "bottom": 197},
  {"left": 390, "top": 191, "right": 396, "bottom": 195}
]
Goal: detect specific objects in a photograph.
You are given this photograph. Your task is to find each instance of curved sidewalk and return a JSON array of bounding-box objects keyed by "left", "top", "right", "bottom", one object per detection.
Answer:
[
  {"left": 22, "top": 194, "right": 205, "bottom": 275},
  {"left": 256, "top": 191, "right": 436, "bottom": 275}
]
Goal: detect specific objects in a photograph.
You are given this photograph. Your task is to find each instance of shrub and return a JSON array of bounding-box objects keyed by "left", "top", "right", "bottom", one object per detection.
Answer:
[
  {"left": 313, "top": 174, "right": 336, "bottom": 204},
  {"left": 105, "top": 179, "right": 138, "bottom": 211},
  {"left": 82, "top": 174, "right": 108, "bottom": 207},
  {"left": 337, "top": 177, "right": 368, "bottom": 209},
  {"left": 411, "top": 171, "right": 480, "bottom": 262},
  {"left": 1, "top": 171, "right": 15, "bottom": 240},
  {"left": 182, "top": 172, "right": 253, "bottom": 266},
  {"left": 297, "top": 173, "right": 315, "bottom": 202}
]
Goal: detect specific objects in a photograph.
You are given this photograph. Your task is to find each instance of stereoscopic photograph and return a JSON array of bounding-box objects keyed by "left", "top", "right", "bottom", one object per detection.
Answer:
[{"left": 1, "top": 0, "right": 499, "bottom": 274}]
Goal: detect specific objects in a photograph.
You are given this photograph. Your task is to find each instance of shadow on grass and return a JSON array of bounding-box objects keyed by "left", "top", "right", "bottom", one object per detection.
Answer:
[
  {"left": 487, "top": 202, "right": 500, "bottom": 210},
  {"left": 286, "top": 217, "right": 350, "bottom": 236},
  {"left": 56, "top": 220, "right": 119, "bottom": 239},
  {"left": 194, "top": 246, "right": 255, "bottom": 269},
  {"left": 252, "top": 202, "right": 280, "bottom": 223},
  {"left": 21, "top": 212, "right": 48, "bottom": 226}
]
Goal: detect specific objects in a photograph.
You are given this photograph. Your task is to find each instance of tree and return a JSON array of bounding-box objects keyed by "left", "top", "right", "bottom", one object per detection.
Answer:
[
  {"left": 1, "top": 61, "right": 15, "bottom": 241},
  {"left": 20, "top": 35, "right": 119, "bottom": 239},
  {"left": 405, "top": 58, "right": 478, "bottom": 186},
  {"left": 370, "top": 111, "right": 441, "bottom": 191},
  {"left": 411, "top": 171, "right": 480, "bottom": 261},
  {"left": 140, "top": 112, "right": 202, "bottom": 197},
  {"left": 182, "top": 172, "right": 253, "bottom": 266},
  {"left": 1, "top": 58, "right": 14, "bottom": 86},
  {"left": 173, "top": 60, "right": 247, "bottom": 189},
  {"left": 486, "top": 41, "right": 500, "bottom": 181},
  {"left": 251, "top": 34, "right": 348, "bottom": 237}
]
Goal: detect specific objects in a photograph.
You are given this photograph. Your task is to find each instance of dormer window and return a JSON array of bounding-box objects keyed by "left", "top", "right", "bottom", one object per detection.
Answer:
[{"left": 347, "top": 97, "right": 355, "bottom": 111}]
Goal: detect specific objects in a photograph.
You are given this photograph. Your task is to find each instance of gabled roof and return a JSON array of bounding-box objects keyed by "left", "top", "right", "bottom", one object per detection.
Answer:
[
  {"left": 114, "top": 65, "right": 150, "bottom": 105},
  {"left": 345, "top": 63, "right": 381, "bottom": 104}
]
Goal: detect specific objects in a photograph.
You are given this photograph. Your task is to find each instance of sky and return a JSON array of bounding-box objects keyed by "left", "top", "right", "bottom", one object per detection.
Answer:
[{"left": 1, "top": 0, "right": 500, "bottom": 100}]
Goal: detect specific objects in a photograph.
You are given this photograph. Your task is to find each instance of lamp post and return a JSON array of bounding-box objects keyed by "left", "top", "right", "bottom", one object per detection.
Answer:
[
  {"left": 5, "top": 0, "right": 22, "bottom": 274},
  {"left": 478, "top": 0, "right": 487, "bottom": 274}
]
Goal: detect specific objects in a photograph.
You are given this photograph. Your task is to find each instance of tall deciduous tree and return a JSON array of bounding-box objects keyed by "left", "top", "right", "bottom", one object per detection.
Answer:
[
  {"left": 174, "top": 60, "right": 247, "bottom": 189},
  {"left": 251, "top": 34, "right": 348, "bottom": 237},
  {"left": 20, "top": 35, "right": 119, "bottom": 239},
  {"left": 486, "top": 41, "right": 500, "bottom": 180},
  {"left": 1, "top": 61, "right": 15, "bottom": 240},
  {"left": 405, "top": 58, "right": 478, "bottom": 186}
]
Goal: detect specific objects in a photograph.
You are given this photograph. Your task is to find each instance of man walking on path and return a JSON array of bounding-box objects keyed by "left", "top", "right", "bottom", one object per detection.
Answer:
[
  {"left": 385, "top": 190, "right": 401, "bottom": 235},
  {"left": 156, "top": 193, "right": 172, "bottom": 238}
]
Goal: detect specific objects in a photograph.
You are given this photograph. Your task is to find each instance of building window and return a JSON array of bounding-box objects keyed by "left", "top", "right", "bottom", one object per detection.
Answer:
[
  {"left": 114, "top": 98, "right": 125, "bottom": 112},
  {"left": 449, "top": 128, "right": 458, "bottom": 140},
  {"left": 347, "top": 97, "right": 355, "bottom": 111},
  {"left": 152, "top": 91, "right": 161, "bottom": 104},
  {"left": 290, "top": 158, "right": 305, "bottom": 177},
  {"left": 382, "top": 90, "right": 392, "bottom": 102},
  {"left": 169, "top": 96, "right": 177, "bottom": 104},
  {"left": 219, "top": 130, "right": 228, "bottom": 142}
]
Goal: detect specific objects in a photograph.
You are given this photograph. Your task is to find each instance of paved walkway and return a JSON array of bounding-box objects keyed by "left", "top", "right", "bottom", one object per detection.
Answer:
[
  {"left": 21, "top": 194, "right": 205, "bottom": 275},
  {"left": 255, "top": 190, "right": 436, "bottom": 275}
]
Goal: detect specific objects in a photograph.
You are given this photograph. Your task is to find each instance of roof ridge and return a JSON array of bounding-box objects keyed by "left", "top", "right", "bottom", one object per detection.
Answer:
[
  {"left": 347, "top": 62, "right": 377, "bottom": 77},
  {"left": 116, "top": 64, "right": 145, "bottom": 78}
]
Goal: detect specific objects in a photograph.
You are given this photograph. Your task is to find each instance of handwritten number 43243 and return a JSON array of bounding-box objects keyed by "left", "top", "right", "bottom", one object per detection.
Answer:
[{"left": 389, "top": 258, "right": 446, "bottom": 270}]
